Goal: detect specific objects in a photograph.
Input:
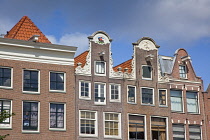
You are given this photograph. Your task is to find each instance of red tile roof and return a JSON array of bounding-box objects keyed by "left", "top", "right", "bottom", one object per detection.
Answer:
[
  {"left": 113, "top": 59, "right": 133, "bottom": 73},
  {"left": 74, "top": 51, "right": 89, "bottom": 68},
  {"left": 4, "top": 16, "right": 51, "bottom": 43}
]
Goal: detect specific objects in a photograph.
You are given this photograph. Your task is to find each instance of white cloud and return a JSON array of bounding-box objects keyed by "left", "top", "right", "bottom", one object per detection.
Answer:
[{"left": 47, "top": 32, "right": 89, "bottom": 56}]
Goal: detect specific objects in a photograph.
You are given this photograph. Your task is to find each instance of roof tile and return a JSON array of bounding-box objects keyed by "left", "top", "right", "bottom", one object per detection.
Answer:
[
  {"left": 113, "top": 59, "right": 133, "bottom": 73},
  {"left": 4, "top": 16, "right": 51, "bottom": 44},
  {"left": 74, "top": 51, "right": 89, "bottom": 68}
]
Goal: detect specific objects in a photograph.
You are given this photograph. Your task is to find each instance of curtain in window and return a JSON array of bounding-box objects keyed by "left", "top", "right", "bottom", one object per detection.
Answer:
[
  {"left": 170, "top": 90, "right": 182, "bottom": 112},
  {"left": 187, "top": 92, "right": 198, "bottom": 113}
]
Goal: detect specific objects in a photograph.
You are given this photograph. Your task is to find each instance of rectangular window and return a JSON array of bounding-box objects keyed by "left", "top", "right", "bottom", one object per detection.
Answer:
[
  {"left": 128, "top": 86, "right": 136, "bottom": 104},
  {"left": 104, "top": 112, "right": 121, "bottom": 138},
  {"left": 50, "top": 103, "right": 65, "bottom": 129},
  {"left": 129, "top": 115, "right": 145, "bottom": 140},
  {"left": 23, "top": 101, "right": 39, "bottom": 131},
  {"left": 189, "top": 125, "right": 201, "bottom": 140},
  {"left": 80, "top": 110, "right": 97, "bottom": 136},
  {"left": 151, "top": 117, "right": 167, "bottom": 140},
  {"left": 23, "top": 70, "right": 39, "bottom": 92},
  {"left": 110, "top": 84, "right": 121, "bottom": 102},
  {"left": 142, "top": 88, "right": 154, "bottom": 105},
  {"left": 79, "top": 81, "right": 91, "bottom": 99},
  {"left": 172, "top": 124, "right": 185, "bottom": 140},
  {"left": 50, "top": 72, "right": 65, "bottom": 91},
  {"left": 170, "top": 90, "right": 183, "bottom": 112},
  {"left": 94, "top": 83, "right": 106, "bottom": 105},
  {"left": 95, "top": 61, "right": 105, "bottom": 74},
  {"left": 159, "top": 89, "right": 167, "bottom": 106},
  {"left": 186, "top": 91, "right": 199, "bottom": 113},
  {"left": 0, "top": 100, "right": 11, "bottom": 124},
  {"left": 179, "top": 65, "right": 187, "bottom": 78},
  {"left": 0, "top": 67, "right": 11, "bottom": 87},
  {"left": 142, "top": 65, "right": 152, "bottom": 79}
]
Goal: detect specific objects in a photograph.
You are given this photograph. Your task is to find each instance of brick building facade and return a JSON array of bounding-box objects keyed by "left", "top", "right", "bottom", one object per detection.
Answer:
[
  {"left": 0, "top": 16, "right": 77, "bottom": 139},
  {"left": 0, "top": 16, "right": 208, "bottom": 140},
  {"left": 74, "top": 31, "right": 206, "bottom": 140}
]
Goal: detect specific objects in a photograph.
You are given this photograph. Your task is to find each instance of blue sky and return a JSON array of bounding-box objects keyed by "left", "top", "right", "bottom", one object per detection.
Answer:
[{"left": 0, "top": 0, "right": 210, "bottom": 89}]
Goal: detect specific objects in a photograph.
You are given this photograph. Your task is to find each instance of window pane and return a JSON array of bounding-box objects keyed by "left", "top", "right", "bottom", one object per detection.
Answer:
[
  {"left": 50, "top": 103, "right": 64, "bottom": 128},
  {"left": 142, "top": 88, "right": 153, "bottom": 104},
  {"left": 80, "top": 111, "right": 96, "bottom": 135},
  {"left": 171, "top": 90, "right": 183, "bottom": 112},
  {"left": 0, "top": 68, "right": 11, "bottom": 87},
  {"left": 187, "top": 92, "right": 198, "bottom": 113},
  {"left": 23, "top": 70, "right": 39, "bottom": 92},
  {"left": 128, "top": 86, "right": 135, "bottom": 103},
  {"left": 50, "top": 72, "right": 65, "bottom": 91},
  {"left": 142, "top": 66, "right": 152, "bottom": 78},
  {"left": 23, "top": 102, "right": 38, "bottom": 130},
  {"left": 95, "top": 61, "right": 105, "bottom": 74}
]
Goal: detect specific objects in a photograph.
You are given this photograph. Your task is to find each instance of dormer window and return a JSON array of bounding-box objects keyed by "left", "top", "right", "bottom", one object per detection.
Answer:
[
  {"left": 95, "top": 61, "right": 106, "bottom": 75},
  {"left": 142, "top": 65, "right": 152, "bottom": 80},
  {"left": 179, "top": 65, "right": 187, "bottom": 79}
]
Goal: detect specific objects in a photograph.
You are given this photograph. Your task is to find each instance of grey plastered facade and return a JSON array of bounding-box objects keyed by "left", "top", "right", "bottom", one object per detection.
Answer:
[{"left": 74, "top": 31, "right": 207, "bottom": 140}]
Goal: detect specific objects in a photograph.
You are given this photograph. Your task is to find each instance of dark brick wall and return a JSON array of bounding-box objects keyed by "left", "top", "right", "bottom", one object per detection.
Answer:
[{"left": 0, "top": 59, "right": 75, "bottom": 140}]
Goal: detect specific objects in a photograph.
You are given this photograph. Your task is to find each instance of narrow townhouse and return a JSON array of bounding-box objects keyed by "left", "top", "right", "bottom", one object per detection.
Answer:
[{"left": 0, "top": 16, "right": 77, "bottom": 139}]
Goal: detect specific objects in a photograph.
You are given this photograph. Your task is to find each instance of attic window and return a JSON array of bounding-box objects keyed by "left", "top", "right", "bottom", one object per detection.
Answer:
[
  {"left": 142, "top": 65, "right": 152, "bottom": 80},
  {"left": 179, "top": 65, "right": 187, "bottom": 79}
]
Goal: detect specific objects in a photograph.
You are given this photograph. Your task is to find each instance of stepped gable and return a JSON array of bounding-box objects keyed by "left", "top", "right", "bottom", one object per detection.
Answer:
[
  {"left": 4, "top": 16, "right": 51, "bottom": 43},
  {"left": 74, "top": 51, "right": 89, "bottom": 68},
  {"left": 113, "top": 59, "right": 133, "bottom": 73}
]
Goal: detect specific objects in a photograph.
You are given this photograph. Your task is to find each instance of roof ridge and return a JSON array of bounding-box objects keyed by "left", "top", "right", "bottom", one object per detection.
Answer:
[{"left": 4, "top": 16, "right": 51, "bottom": 44}]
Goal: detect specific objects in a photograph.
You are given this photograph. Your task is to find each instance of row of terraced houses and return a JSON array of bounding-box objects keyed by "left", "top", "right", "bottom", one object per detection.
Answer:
[{"left": 1, "top": 16, "right": 210, "bottom": 140}]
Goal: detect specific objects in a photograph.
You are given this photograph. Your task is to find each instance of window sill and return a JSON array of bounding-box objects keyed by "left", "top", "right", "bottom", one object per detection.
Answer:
[
  {"left": 159, "top": 105, "right": 168, "bottom": 108},
  {"left": 104, "top": 136, "right": 121, "bottom": 139},
  {"left": 141, "top": 104, "right": 155, "bottom": 106},
  {"left": 110, "top": 100, "right": 121, "bottom": 103},
  {"left": 22, "top": 130, "right": 40, "bottom": 134},
  {"left": 79, "top": 134, "right": 98, "bottom": 138},
  {"left": 94, "top": 73, "right": 106, "bottom": 77},
  {"left": 22, "top": 91, "right": 40, "bottom": 94},
  {"left": 180, "top": 77, "right": 188, "bottom": 80},
  {"left": 142, "top": 78, "right": 152, "bottom": 80},
  {"left": 49, "top": 90, "right": 66, "bottom": 93},
  {"left": 94, "top": 103, "right": 106, "bottom": 106},
  {"left": 49, "top": 128, "right": 66, "bottom": 131},
  {"left": 187, "top": 113, "right": 200, "bottom": 115},
  {"left": 79, "top": 97, "right": 91, "bottom": 100},
  {"left": 171, "top": 111, "right": 185, "bottom": 114},
  {"left": 127, "top": 102, "right": 137, "bottom": 105},
  {"left": 0, "top": 127, "right": 12, "bottom": 130},
  {"left": 0, "top": 86, "right": 13, "bottom": 90}
]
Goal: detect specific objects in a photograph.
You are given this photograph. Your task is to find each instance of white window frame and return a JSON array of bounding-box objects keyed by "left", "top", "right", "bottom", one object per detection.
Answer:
[
  {"left": 141, "top": 87, "right": 154, "bottom": 105},
  {"left": 150, "top": 116, "right": 168, "bottom": 140},
  {"left": 172, "top": 124, "right": 186, "bottom": 140},
  {"left": 79, "top": 80, "right": 91, "bottom": 100},
  {"left": 49, "top": 71, "right": 66, "bottom": 93},
  {"left": 189, "top": 125, "right": 202, "bottom": 140},
  {"left": 22, "top": 69, "right": 40, "bottom": 94},
  {"left": 94, "top": 61, "right": 106, "bottom": 76},
  {"left": 186, "top": 91, "right": 199, "bottom": 114},
  {"left": 170, "top": 90, "right": 184, "bottom": 113},
  {"left": 158, "top": 89, "right": 167, "bottom": 107},
  {"left": 109, "top": 83, "right": 121, "bottom": 102},
  {"left": 179, "top": 65, "right": 187, "bottom": 79},
  {"left": 49, "top": 102, "right": 66, "bottom": 131},
  {"left": 22, "top": 101, "right": 40, "bottom": 133},
  {"left": 127, "top": 114, "right": 147, "bottom": 140},
  {"left": 0, "top": 66, "right": 13, "bottom": 89},
  {"left": 103, "top": 112, "right": 121, "bottom": 139},
  {"left": 79, "top": 110, "right": 98, "bottom": 137},
  {"left": 0, "top": 99, "right": 12, "bottom": 129},
  {"left": 142, "top": 65, "right": 152, "bottom": 80},
  {"left": 127, "top": 85, "right": 136, "bottom": 104},
  {"left": 94, "top": 82, "right": 106, "bottom": 105}
]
